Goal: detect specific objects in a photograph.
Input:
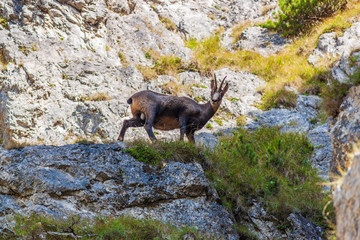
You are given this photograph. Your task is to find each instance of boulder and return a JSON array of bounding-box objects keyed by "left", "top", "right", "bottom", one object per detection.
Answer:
[
  {"left": 330, "top": 85, "right": 360, "bottom": 177},
  {"left": 234, "top": 26, "right": 290, "bottom": 56},
  {"left": 334, "top": 150, "right": 360, "bottom": 240},
  {"left": 0, "top": 142, "right": 238, "bottom": 239}
]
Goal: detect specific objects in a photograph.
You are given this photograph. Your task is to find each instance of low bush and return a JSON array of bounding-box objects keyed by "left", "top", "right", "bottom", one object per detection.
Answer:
[
  {"left": 126, "top": 127, "right": 331, "bottom": 230},
  {"left": 262, "top": 0, "right": 348, "bottom": 36},
  {"left": 207, "top": 127, "right": 328, "bottom": 226},
  {"left": 259, "top": 87, "right": 298, "bottom": 110}
]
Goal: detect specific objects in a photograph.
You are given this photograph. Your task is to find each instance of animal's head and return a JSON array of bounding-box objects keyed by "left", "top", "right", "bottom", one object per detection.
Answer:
[{"left": 210, "top": 74, "right": 229, "bottom": 109}]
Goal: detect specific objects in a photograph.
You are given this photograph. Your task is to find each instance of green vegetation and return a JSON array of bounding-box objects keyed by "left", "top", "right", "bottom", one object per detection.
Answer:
[
  {"left": 0, "top": 51, "right": 8, "bottom": 70},
  {"left": 0, "top": 17, "right": 9, "bottom": 30},
  {"left": 236, "top": 115, "right": 247, "bottom": 126},
  {"left": 134, "top": 2, "right": 360, "bottom": 116},
  {"left": 207, "top": 128, "right": 329, "bottom": 226},
  {"left": 262, "top": 0, "right": 347, "bottom": 36},
  {"left": 125, "top": 127, "right": 332, "bottom": 232},
  {"left": 18, "top": 45, "right": 30, "bottom": 56},
  {"left": 159, "top": 16, "right": 177, "bottom": 31},
  {"left": 259, "top": 88, "right": 298, "bottom": 110},
  {"left": 10, "top": 214, "right": 204, "bottom": 240},
  {"left": 301, "top": 64, "right": 360, "bottom": 117},
  {"left": 138, "top": 49, "right": 187, "bottom": 81},
  {"left": 125, "top": 140, "right": 206, "bottom": 166}
]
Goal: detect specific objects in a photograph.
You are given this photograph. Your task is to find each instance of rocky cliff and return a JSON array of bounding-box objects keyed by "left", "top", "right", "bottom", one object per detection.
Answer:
[
  {"left": 0, "top": 0, "right": 276, "bottom": 149},
  {"left": 0, "top": 142, "right": 238, "bottom": 239},
  {"left": 334, "top": 149, "right": 360, "bottom": 240},
  {"left": 1, "top": 0, "right": 360, "bottom": 239}
]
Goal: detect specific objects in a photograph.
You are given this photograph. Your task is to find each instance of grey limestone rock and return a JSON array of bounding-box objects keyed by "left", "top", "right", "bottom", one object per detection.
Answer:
[
  {"left": 247, "top": 95, "right": 321, "bottom": 134},
  {"left": 286, "top": 213, "right": 323, "bottom": 240},
  {"left": 334, "top": 152, "right": 360, "bottom": 240},
  {"left": 330, "top": 85, "right": 360, "bottom": 177},
  {"left": 0, "top": 142, "right": 238, "bottom": 239},
  {"left": 238, "top": 201, "right": 323, "bottom": 240},
  {"left": 235, "top": 26, "right": 290, "bottom": 56},
  {"left": 308, "top": 21, "right": 360, "bottom": 83}
]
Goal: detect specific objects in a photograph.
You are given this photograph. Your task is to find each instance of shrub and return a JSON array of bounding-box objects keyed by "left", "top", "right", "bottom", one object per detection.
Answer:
[
  {"left": 259, "top": 87, "right": 298, "bottom": 110},
  {"left": 262, "top": 0, "right": 348, "bottom": 36},
  {"left": 302, "top": 65, "right": 360, "bottom": 118},
  {"left": 126, "top": 127, "right": 331, "bottom": 229},
  {"left": 125, "top": 140, "right": 206, "bottom": 166},
  {"left": 206, "top": 127, "right": 329, "bottom": 227}
]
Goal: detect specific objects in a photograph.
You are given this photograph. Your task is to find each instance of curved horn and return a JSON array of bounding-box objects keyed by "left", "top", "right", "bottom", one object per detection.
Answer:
[
  {"left": 219, "top": 76, "right": 227, "bottom": 90},
  {"left": 213, "top": 74, "right": 218, "bottom": 90}
]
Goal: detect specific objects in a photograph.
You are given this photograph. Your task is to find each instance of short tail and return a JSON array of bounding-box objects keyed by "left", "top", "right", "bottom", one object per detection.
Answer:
[{"left": 127, "top": 98, "right": 132, "bottom": 104}]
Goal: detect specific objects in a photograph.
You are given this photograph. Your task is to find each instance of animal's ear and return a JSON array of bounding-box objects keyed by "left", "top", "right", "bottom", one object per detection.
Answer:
[{"left": 222, "top": 83, "right": 229, "bottom": 96}]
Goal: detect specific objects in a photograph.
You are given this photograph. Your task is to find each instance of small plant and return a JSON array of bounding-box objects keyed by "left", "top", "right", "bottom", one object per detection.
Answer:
[
  {"left": 194, "top": 96, "right": 205, "bottom": 102},
  {"left": 288, "top": 120, "right": 298, "bottom": 126},
  {"left": 349, "top": 53, "right": 360, "bottom": 67},
  {"left": 18, "top": 45, "right": 30, "bottom": 56},
  {"left": 236, "top": 115, "right": 247, "bottom": 126},
  {"left": 78, "top": 92, "right": 110, "bottom": 102},
  {"left": 105, "top": 45, "right": 110, "bottom": 51},
  {"left": 310, "top": 118, "right": 318, "bottom": 124},
  {"left": 0, "top": 17, "right": 9, "bottom": 30},
  {"left": 262, "top": 0, "right": 347, "bottom": 36},
  {"left": 31, "top": 43, "right": 39, "bottom": 51},
  {"left": 144, "top": 52, "right": 151, "bottom": 60},
  {"left": 214, "top": 118, "right": 223, "bottom": 126},
  {"left": 206, "top": 123, "right": 213, "bottom": 129},
  {"left": 259, "top": 88, "right": 298, "bottom": 110},
  {"left": 159, "top": 16, "right": 177, "bottom": 31}
]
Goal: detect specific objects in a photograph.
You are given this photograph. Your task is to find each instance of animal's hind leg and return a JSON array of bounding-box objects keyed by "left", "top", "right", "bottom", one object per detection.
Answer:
[{"left": 118, "top": 118, "right": 144, "bottom": 141}]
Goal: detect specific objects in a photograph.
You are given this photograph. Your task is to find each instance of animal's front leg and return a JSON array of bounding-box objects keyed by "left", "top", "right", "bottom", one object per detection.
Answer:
[
  {"left": 179, "top": 116, "right": 187, "bottom": 141},
  {"left": 144, "top": 110, "right": 157, "bottom": 142}
]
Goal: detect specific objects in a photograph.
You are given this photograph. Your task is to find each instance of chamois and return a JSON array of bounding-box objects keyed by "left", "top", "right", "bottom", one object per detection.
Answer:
[{"left": 118, "top": 75, "right": 229, "bottom": 143}]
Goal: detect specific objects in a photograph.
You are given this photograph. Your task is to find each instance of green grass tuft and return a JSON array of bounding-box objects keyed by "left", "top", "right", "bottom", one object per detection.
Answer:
[
  {"left": 207, "top": 127, "right": 330, "bottom": 227},
  {"left": 125, "top": 127, "right": 332, "bottom": 231},
  {"left": 259, "top": 88, "right": 298, "bottom": 110},
  {"left": 10, "top": 214, "right": 204, "bottom": 240},
  {"left": 125, "top": 140, "right": 206, "bottom": 166}
]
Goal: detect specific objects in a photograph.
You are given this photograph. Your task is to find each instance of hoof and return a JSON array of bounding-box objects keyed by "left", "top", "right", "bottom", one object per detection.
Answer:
[{"left": 118, "top": 136, "right": 124, "bottom": 141}]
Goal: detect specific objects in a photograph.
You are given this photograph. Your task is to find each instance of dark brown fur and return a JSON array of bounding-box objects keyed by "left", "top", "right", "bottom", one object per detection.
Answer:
[{"left": 118, "top": 75, "right": 229, "bottom": 143}]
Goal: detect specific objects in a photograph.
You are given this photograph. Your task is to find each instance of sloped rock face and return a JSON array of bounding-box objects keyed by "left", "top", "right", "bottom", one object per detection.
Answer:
[
  {"left": 308, "top": 21, "right": 360, "bottom": 82},
  {"left": 334, "top": 151, "right": 360, "bottom": 240},
  {"left": 0, "top": 142, "right": 238, "bottom": 239},
  {"left": 0, "top": 0, "right": 271, "bottom": 149},
  {"left": 235, "top": 201, "right": 323, "bottom": 240},
  {"left": 330, "top": 85, "right": 360, "bottom": 177},
  {"left": 234, "top": 26, "right": 290, "bottom": 56}
]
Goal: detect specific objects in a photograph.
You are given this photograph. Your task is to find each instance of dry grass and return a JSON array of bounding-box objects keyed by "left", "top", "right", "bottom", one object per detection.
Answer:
[
  {"left": 78, "top": 92, "right": 111, "bottom": 102},
  {"left": 184, "top": 2, "right": 360, "bottom": 109},
  {"left": 160, "top": 80, "right": 193, "bottom": 96},
  {"left": 159, "top": 16, "right": 177, "bottom": 31}
]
